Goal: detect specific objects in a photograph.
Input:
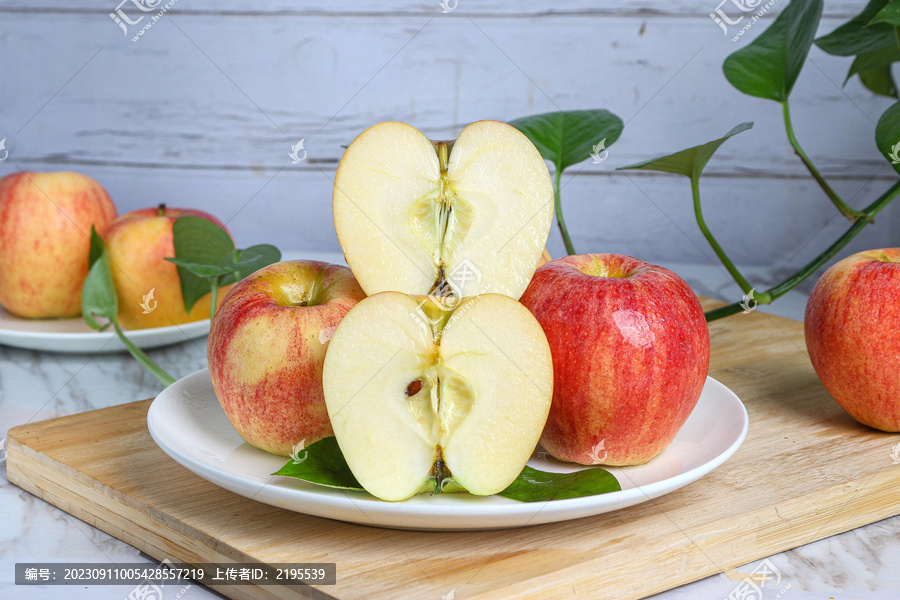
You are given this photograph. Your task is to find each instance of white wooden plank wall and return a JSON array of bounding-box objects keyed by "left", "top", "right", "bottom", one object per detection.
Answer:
[{"left": 0, "top": 1, "right": 896, "bottom": 294}]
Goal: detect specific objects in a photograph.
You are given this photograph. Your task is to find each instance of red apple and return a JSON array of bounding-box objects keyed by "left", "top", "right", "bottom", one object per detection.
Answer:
[
  {"left": 104, "top": 205, "right": 231, "bottom": 330},
  {"left": 0, "top": 171, "right": 118, "bottom": 318},
  {"left": 208, "top": 260, "right": 366, "bottom": 456},
  {"left": 519, "top": 253, "right": 710, "bottom": 466},
  {"left": 805, "top": 248, "right": 900, "bottom": 432}
]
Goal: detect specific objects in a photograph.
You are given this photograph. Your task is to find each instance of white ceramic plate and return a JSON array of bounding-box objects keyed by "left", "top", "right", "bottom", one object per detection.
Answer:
[
  {"left": 0, "top": 306, "right": 210, "bottom": 354},
  {"left": 148, "top": 369, "right": 749, "bottom": 531}
]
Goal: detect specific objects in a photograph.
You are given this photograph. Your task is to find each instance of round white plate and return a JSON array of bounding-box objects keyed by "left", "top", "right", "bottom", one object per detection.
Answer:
[
  {"left": 0, "top": 306, "right": 210, "bottom": 354},
  {"left": 148, "top": 369, "right": 749, "bottom": 531}
]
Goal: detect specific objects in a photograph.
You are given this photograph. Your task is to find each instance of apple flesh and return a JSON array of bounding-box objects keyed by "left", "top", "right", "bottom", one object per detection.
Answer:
[
  {"left": 333, "top": 120, "right": 553, "bottom": 300},
  {"left": 805, "top": 249, "right": 900, "bottom": 432},
  {"left": 104, "top": 205, "right": 231, "bottom": 330},
  {"left": 322, "top": 291, "right": 553, "bottom": 501},
  {"left": 520, "top": 253, "right": 710, "bottom": 466},
  {"left": 209, "top": 260, "right": 366, "bottom": 456},
  {"left": 0, "top": 171, "right": 117, "bottom": 318}
]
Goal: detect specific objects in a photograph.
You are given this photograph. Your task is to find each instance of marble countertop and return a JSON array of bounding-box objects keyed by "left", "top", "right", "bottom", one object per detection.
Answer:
[{"left": 2, "top": 256, "right": 899, "bottom": 600}]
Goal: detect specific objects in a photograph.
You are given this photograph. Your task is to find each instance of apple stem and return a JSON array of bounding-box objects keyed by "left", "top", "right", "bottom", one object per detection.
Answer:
[
  {"left": 553, "top": 167, "right": 577, "bottom": 256},
  {"left": 158, "top": 203, "right": 166, "bottom": 217}
]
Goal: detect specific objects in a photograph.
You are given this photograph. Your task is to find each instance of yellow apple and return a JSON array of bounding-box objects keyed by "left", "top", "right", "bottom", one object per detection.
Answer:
[{"left": 104, "top": 205, "right": 232, "bottom": 330}]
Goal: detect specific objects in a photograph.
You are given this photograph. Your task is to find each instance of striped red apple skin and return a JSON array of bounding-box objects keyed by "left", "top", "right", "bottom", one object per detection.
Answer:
[
  {"left": 805, "top": 248, "right": 900, "bottom": 432},
  {"left": 520, "top": 253, "right": 710, "bottom": 466},
  {"left": 208, "top": 260, "right": 366, "bottom": 456}
]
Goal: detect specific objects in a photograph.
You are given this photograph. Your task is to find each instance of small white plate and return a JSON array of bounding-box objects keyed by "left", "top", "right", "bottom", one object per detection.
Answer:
[
  {"left": 0, "top": 306, "right": 210, "bottom": 354},
  {"left": 148, "top": 369, "right": 749, "bottom": 531}
]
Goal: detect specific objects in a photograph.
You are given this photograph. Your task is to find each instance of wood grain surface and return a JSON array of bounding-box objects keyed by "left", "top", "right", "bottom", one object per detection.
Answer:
[{"left": 7, "top": 302, "right": 900, "bottom": 599}]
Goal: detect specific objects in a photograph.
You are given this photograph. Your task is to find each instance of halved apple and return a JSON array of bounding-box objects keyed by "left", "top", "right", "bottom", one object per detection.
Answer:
[
  {"left": 322, "top": 291, "right": 553, "bottom": 501},
  {"left": 332, "top": 120, "right": 553, "bottom": 300}
]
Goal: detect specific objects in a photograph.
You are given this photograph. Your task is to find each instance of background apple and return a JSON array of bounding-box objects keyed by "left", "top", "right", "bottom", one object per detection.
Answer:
[
  {"left": 104, "top": 204, "right": 231, "bottom": 330},
  {"left": 209, "top": 259, "right": 366, "bottom": 456},
  {"left": 805, "top": 248, "right": 900, "bottom": 432},
  {"left": 0, "top": 171, "right": 118, "bottom": 318},
  {"left": 520, "top": 253, "right": 710, "bottom": 466}
]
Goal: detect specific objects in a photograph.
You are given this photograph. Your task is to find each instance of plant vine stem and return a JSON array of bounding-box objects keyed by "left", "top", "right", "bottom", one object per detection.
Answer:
[
  {"left": 704, "top": 178, "right": 900, "bottom": 321},
  {"left": 782, "top": 100, "right": 867, "bottom": 222},
  {"left": 113, "top": 321, "right": 176, "bottom": 386},
  {"left": 553, "top": 167, "right": 576, "bottom": 255},
  {"left": 691, "top": 176, "right": 755, "bottom": 295}
]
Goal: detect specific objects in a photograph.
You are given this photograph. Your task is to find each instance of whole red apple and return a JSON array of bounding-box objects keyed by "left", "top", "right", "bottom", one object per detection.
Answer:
[
  {"left": 208, "top": 260, "right": 366, "bottom": 456},
  {"left": 104, "top": 205, "right": 231, "bottom": 330},
  {"left": 0, "top": 171, "right": 118, "bottom": 318},
  {"left": 805, "top": 248, "right": 900, "bottom": 432},
  {"left": 519, "top": 253, "right": 710, "bottom": 466}
]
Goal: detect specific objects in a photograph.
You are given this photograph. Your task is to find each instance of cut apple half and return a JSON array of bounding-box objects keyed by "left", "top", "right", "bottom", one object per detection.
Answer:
[
  {"left": 333, "top": 120, "right": 553, "bottom": 300},
  {"left": 322, "top": 291, "right": 553, "bottom": 502}
]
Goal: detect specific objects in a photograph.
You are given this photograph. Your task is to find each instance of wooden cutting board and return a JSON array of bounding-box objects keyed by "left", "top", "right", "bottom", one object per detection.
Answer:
[{"left": 7, "top": 302, "right": 900, "bottom": 600}]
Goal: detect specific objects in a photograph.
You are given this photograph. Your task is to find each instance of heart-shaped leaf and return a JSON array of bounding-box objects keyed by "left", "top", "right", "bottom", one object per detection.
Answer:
[
  {"left": 497, "top": 465, "right": 621, "bottom": 502},
  {"left": 618, "top": 122, "right": 754, "bottom": 180},
  {"left": 816, "top": 0, "right": 894, "bottom": 56},
  {"left": 723, "top": 0, "right": 824, "bottom": 102},
  {"left": 82, "top": 226, "right": 118, "bottom": 330},
  {"left": 170, "top": 216, "right": 235, "bottom": 313},
  {"left": 875, "top": 100, "right": 900, "bottom": 173},
  {"left": 509, "top": 110, "right": 624, "bottom": 172},
  {"left": 274, "top": 437, "right": 622, "bottom": 502}
]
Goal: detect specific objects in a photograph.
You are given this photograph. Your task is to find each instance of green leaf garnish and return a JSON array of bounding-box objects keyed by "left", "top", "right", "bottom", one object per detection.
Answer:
[
  {"left": 168, "top": 216, "right": 235, "bottom": 314},
  {"left": 272, "top": 437, "right": 363, "bottom": 491},
  {"left": 166, "top": 217, "right": 281, "bottom": 321},
  {"left": 273, "top": 437, "right": 621, "bottom": 502},
  {"left": 233, "top": 244, "right": 281, "bottom": 281},
  {"left": 722, "top": 0, "right": 824, "bottom": 102},
  {"left": 82, "top": 227, "right": 175, "bottom": 387},
  {"left": 497, "top": 465, "right": 621, "bottom": 502},
  {"left": 618, "top": 122, "right": 753, "bottom": 179},
  {"left": 82, "top": 226, "right": 118, "bottom": 331}
]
